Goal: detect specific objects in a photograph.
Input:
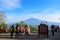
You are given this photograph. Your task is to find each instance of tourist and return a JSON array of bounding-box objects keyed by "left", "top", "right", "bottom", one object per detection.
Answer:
[
  {"left": 5, "top": 27, "right": 8, "bottom": 33},
  {"left": 27, "top": 25, "right": 30, "bottom": 34},
  {"left": 10, "top": 25, "right": 14, "bottom": 38},
  {"left": 57, "top": 26, "right": 59, "bottom": 32},
  {"left": 24, "top": 25, "right": 29, "bottom": 36},
  {"left": 15, "top": 24, "right": 21, "bottom": 38},
  {"left": 18, "top": 25, "right": 22, "bottom": 38},
  {"left": 51, "top": 25, "right": 55, "bottom": 36}
]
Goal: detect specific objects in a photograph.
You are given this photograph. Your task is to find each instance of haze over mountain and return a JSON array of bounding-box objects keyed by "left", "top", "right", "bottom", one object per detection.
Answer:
[
  {"left": 24, "top": 18, "right": 41, "bottom": 26},
  {"left": 7, "top": 18, "right": 60, "bottom": 28},
  {"left": 24, "top": 18, "right": 60, "bottom": 27}
]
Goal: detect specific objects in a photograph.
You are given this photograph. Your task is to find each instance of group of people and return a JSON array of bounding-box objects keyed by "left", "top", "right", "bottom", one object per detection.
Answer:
[
  {"left": 0, "top": 27, "right": 8, "bottom": 33},
  {"left": 10, "top": 24, "right": 30, "bottom": 38},
  {"left": 10, "top": 24, "right": 60, "bottom": 38}
]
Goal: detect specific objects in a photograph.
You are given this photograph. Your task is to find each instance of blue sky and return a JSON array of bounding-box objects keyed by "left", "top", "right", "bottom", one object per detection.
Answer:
[{"left": 0, "top": 0, "right": 60, "bottom": 23}]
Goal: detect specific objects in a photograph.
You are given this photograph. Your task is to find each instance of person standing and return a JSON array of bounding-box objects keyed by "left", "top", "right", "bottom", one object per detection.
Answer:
[
  {"left": 5, "top": 27, "right": 8, "bottom": 33},
  {"left": 10, "top": 25, "right": 14, "bottom": 38},
  {"left": 54, "top": 26, "right": 57, "bottom": 32},
  {"left": 18, "top": 25, "right": 21, "bottom": 38},
  {"left": 15, "top": 25, "right": 21, "bottom": 38},
  {"left": 24, "top": 25, "right": 29, "bottom": 36},
  {"left": 51, "top": 25, "right": 55, "bottom": 36},
  {"left": 57, "top": 26, "right": 59, "bottom": 32},
  {"left": 27, "top": 25, "right": 30, "bottom": 34}
]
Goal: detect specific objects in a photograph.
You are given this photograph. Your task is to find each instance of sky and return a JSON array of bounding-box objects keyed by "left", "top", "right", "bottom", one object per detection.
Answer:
[{"left": 0, "top": 0, "right": 60, "bottom": 24}]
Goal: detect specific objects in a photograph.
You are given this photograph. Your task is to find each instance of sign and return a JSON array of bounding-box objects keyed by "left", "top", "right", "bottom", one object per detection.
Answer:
[
  {"left": 39, "top": 24, "right": 48, "bottom": 38},
  {"left": 40, "top": 24, "right": 48, "bottom": 34}
]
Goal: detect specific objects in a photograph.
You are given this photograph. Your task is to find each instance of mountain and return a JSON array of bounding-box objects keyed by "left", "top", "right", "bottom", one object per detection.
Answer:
[
  {"left": 24, "top": 18, "right": 60, "bottom": 27},
  {"left": 24, "top": 18, "right": 42, "bottom": 26},
  {"left": 7, "top": 18, "right": 60, "bottom": 28},
  {"left": 6, "top": 18, "right": 60, "bottom": 30}
]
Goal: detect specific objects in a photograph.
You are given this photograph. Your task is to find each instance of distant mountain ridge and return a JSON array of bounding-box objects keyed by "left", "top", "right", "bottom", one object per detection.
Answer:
[
  {"left": 24, "top": 18, "right": 41, "bottom": 26},
  {"left": 6, "top": 18, "right": 60, "bottom": 30},
  {"left": 7, "top": 18, "right": 60, "bottom": 27},
  {"left": 24, "top": 18, "right": 60, "bottom": 26}
]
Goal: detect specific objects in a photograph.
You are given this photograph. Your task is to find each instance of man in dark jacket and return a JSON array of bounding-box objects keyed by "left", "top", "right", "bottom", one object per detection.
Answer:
[
  {"left": 10, "top": 25, "right": 14, "bottom": 38},
  {"left": 51, "top": 25, "right": 55, "bottom": 36}
]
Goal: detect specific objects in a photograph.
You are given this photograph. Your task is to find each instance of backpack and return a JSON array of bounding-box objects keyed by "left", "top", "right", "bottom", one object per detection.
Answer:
[{"left": 25, "top": 28, "right": 28, "bottom": 32}]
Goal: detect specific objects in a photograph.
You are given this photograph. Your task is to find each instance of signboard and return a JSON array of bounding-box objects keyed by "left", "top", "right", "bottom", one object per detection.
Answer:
[
  {"left": 40, "top": 24, "right": 48, "bottom": 34},
  {"left": 39, "top": 24, "right": 48, "bottom": 38}
]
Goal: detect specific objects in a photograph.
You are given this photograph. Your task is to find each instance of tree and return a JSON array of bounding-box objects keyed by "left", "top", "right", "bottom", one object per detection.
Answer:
[
  {"left": 0, "top": 11, "right": 6, "bottom": 25},
  {"left": 20, "top": 21, "right": 26, "bottom": 27},
  {"left": 1, "top": 22, "right": 7, "bottom": 29},
  {"left": 8, "top": 26, "right": 16, "bottom": 33},
  {"left": 29, "top": 25, "right": 35, "bottom": 32},
  {"left": 0, "top": 11, "right": 6, "bottom": 29},
  {"left": 8, "top": 27, "right": 12, "bottom": 33}
]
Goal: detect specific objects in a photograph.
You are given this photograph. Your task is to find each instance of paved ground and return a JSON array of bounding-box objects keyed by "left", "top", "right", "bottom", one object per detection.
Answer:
[{"left": 0, "top": 30, "right": 60, "bottom": 40}]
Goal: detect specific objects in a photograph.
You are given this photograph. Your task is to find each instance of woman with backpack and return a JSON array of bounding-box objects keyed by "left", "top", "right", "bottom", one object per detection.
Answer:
[{"left": 24, "top": 25, "right": 29, "bottom": 36}]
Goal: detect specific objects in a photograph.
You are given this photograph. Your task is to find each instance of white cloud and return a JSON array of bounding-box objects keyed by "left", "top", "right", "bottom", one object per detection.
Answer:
[
  {"left": 31, "top": 8, "right": 60, "bottom": 23},
  {"left": 0, "top": 0, "right": 22, "bottom": 9},
  {"left": 32, "top": 14, "right": 60, "bottom": 22},
  {"left": 5, "top": 8, "right": 60, "bottom": 23},
  {"left": 6, "top": 14, "right": 32, "bottom": 23}
]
